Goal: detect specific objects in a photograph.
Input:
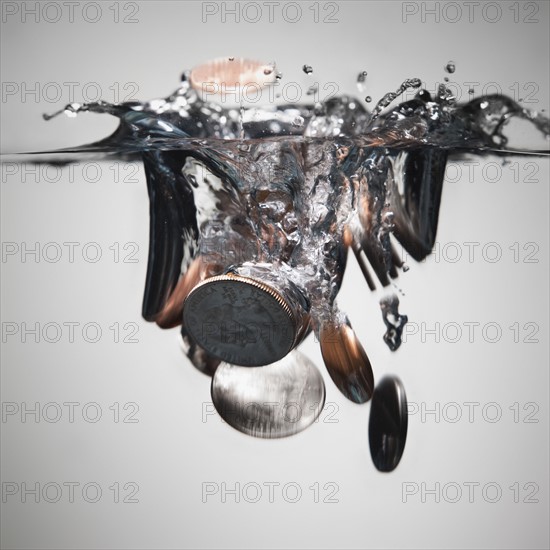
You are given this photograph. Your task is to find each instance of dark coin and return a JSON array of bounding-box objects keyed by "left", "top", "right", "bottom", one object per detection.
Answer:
[
  {"left": 368, "top": 376, "right": 408, "bottom": 472},
  {"left": 183, "top": 274, "right": 297, "bottom": 367},
  {"left": 211, "top": 350, "right": 325, "bottom": 438}
]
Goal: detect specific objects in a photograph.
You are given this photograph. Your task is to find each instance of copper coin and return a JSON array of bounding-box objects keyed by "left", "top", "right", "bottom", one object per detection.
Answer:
[{"left": 189, "top": 57, "right": 276, "bottom": 96}]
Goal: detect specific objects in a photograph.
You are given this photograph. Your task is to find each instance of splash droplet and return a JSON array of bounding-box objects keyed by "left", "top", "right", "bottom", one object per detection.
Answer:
[
  {"left": 357, "top": 70, "right": 368, "bottom": 92},
  {"left": 445, "top": 61, "right": 456, "bottom": 74},
  {"left": 228, "top": 56, "right": 235, "bottom": 61},
  {"left": 292, "top": 115, "right": 304, "bottom": 127},
  {"left": 307, "top": 83, "right": 319, "bottom": 96},
  {"left": 303, "top": 64, "right": 313, "bottom": 75}
]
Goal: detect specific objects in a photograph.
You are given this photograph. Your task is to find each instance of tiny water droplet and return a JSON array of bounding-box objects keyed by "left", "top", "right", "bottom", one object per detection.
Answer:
[
  {"left": 275, "top": 71, "right": 283, "bottom": 80},
  {"left": 307, "top": 83, "right": 319, "bottom": 96},
  {"left": 303, "top": 64, "right": 313, "bottom": 75},
  {"left": 445, "top": 61, "right": 456, "bottom": 74},
  {"left": 263, "top": 66, "right": 274, "bottom": 75},
  {"left": 402, "top": 264, "right": 410, "bottom": 273},
  {"left": 292, "top": 115, "right": 304, "bottom": 127},
  {"left": 407, "top": 78, "right": 422, "bottom": 89},
  {"left": 444, "top": 76, "right": 449, "bottom": 82},
  {"left": 468, "top": 88, "right": 475, "bottom": 94},
  {"left": 365, "top": 96, "right": 372, "bottom": 103},
  {"left": 357, "top": 71, "right": 369, "bottom": 92},
  {"left": 228, "top": 56, "right": 235, "bottom": 61}
]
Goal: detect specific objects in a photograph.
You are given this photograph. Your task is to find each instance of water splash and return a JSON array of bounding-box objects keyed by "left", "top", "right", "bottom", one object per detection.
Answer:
[
  {"left": 27, "top": 61, "right": 550, "bottom": 456},
  {"left": 39, "top": 67, "right": 550, "bottom": 353},
  {"left": 369, "top": 78, "right": 423, "bottom": 121}
]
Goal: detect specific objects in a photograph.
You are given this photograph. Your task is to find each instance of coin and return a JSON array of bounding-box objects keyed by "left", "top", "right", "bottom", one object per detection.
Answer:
[
  {"left": 368, "top": 376, "right": 408, "bottom": 472},
  {"left": 183, "top": 274, "right": 297, "bottom": 366},
  {"left": 189, "top": 57, "right": 276, "bottom": 97},
  {"left": 211, "top": 350, "right": 326, "bottom": 438},
  {"left": 319, "top": 315, "right": 374, "bottom": 403}
]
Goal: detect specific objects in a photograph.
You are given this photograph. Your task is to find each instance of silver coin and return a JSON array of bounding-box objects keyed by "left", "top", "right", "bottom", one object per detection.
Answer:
[
  {"left": 183, "top": 275, "right": 297, "bottom": 367},
  {"left": 211, "top": 350, "right": 326, "bottom": 438}
]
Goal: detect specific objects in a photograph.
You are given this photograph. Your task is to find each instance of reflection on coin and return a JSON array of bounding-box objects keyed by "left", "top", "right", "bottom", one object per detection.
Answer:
[
  {"left": 211, "top": 350, "right": 325, "bottom": 438},
  {"left": 183, "top": 274, "right": 297, "bottom": 367},
  {"left": 368, "top": 376, "right": 408, "bottom": 472}
]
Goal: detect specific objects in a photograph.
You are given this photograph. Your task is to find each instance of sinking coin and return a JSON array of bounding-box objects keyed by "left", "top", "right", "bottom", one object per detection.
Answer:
[
  {"left": 183, "top": 274, "right": 297, "bottom": 366},
  {"left": 319, "top": 315, "right": 374, "bottom": 404},
  {"left": 368, "top": 376, "right": 408, "bottom": 472},
  {"left": 211, "top": 349, "right": 325, "bottom": 438}
]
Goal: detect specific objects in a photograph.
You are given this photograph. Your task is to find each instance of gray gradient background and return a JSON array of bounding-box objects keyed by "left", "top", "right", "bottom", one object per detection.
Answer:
[{"left": 1, "top": 1, "right": 549, "bottom": 548}]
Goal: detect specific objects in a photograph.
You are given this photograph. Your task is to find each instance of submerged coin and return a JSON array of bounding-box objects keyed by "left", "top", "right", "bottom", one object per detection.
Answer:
[
  {"left": 368, "top": 376, "right": 408, "bottom": 472},
  {"left": 211, "top": 350, "right": 325, "bottom": 438},
  {"left": 319, "top": 316, "right": 374, "bottom": 404},
  {"left": 183, "top": 274, "right": 297, "bottom": 366}
]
